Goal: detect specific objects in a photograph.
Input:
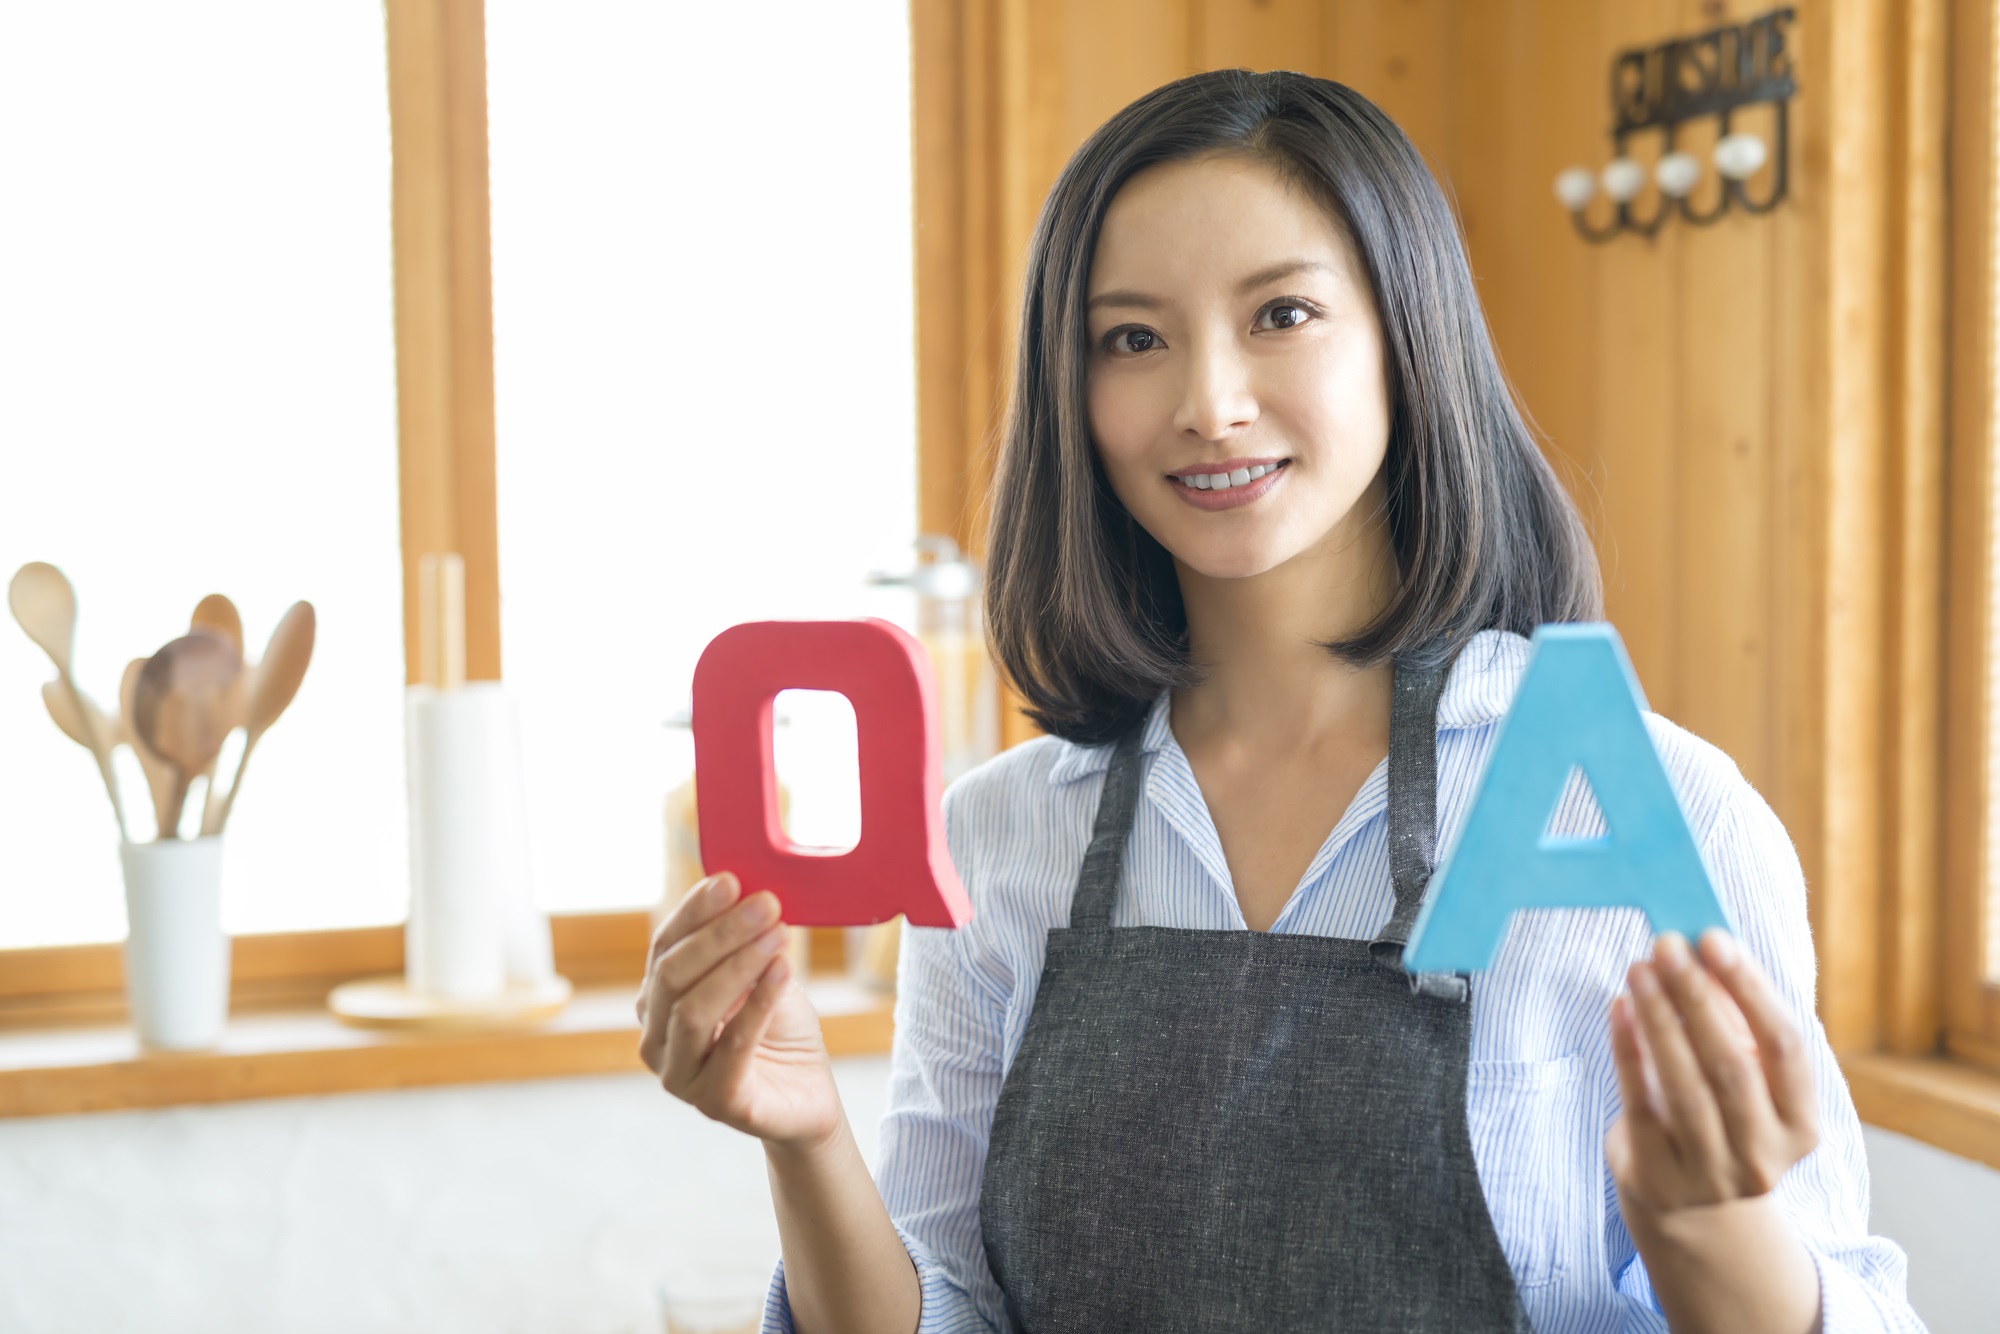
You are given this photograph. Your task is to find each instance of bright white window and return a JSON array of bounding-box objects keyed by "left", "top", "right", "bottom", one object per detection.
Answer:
[
  {"left": 0, "top": 5, "right": 406, "bottom": 948},
  {"left": 486, "top": 2, "right": 920, "bottom": 914}
]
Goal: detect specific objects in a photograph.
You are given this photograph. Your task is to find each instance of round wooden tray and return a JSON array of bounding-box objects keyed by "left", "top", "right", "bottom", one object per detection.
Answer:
[{"left": 327, "top": 974, "right": 573, "bottom": 1034}]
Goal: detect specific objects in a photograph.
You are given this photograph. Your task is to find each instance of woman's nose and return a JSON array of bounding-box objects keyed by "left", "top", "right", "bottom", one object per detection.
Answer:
[{"left": 1172, "top": 339, "right": 1259, "bottom": 441}]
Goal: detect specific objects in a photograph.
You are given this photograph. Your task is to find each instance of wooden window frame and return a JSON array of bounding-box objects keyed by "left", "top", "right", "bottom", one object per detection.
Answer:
[
  {"left": 0, "top": 0, "right": 604, "bottom": 1035},
  {"left": 0, "top": 2, "right": 881, "bottom": 1114},
  {"left": 1945, "top": 0, "right": 2000, "bottom": 1074},
  {"left": 0, "top": 1, "right": 518, "bottom": 1018}
]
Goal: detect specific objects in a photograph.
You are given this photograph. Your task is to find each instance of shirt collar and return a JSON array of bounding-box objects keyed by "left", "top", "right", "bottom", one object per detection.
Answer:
[
  {"left": 1044, "top": 628, "right": 1530, "bottom": 786},
  {"left": 1045, "top": 693, "right": 1175, "bottom": 786}
]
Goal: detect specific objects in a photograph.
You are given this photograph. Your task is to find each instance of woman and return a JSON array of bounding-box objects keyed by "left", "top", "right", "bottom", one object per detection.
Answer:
[{"left": 639, "top": 71, "right": 1922, "bottom": 1333}]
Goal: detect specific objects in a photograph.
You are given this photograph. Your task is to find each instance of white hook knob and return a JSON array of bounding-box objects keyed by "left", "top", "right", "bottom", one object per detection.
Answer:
[
  {"left": 1600, "top": 157, "right": 1646, "bottom": 203},
  {"left": 1714, "top": 133, "right": 1768, "bottom": 181},
  {"left": 1553, "top": 167, "right": 1596, "bottom": 210},
  {"left": 1656, "top": 152, "right": 1701, "bottom": 198}
]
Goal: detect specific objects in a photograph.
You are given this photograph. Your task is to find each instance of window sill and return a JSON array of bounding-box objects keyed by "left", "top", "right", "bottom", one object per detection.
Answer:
[
  {"left": 0, "top": 975, "right": 893, "bottom": 1119},
  {"left": 1841, "top": 1049, "right": 2000, "bottom": 1171}
]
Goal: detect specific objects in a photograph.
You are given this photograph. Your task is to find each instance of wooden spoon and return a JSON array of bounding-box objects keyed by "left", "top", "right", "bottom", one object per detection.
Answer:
[
  {"left": 189, "top": 594, "right": 247, "bottom": 832},
  {"left": 10, "top": 562, "right": 127, "bottom": 840},
  {"left": 207, "top": 601, "right": 314, "bottom": 836},
  {"left": 190, "top": 593, "right": 243, "bottom": 656},
  {"left": 132, "top": 632, "right": 244, "bottom": 839},
  {"left": 41, "top": 679, "right": 116, "bottom": 750},
  {"left": 121, "top": 658, "right": 183, "bottom": 840}
]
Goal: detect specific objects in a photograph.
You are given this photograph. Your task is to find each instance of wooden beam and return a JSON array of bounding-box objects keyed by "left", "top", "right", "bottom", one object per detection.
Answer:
[
  {"left": 1814, "top": 0, "right": 1895, "bottom": 1052},
  {"left": 1881, "top": 0, "right": 1948, "bottom": 1055},
  {"left": 1945, "top": 0, "right": 2000, "bottom": 1068},
  {"left": 385, "top": 0, "right": 502, "bottom": 684},
  {"left": 910, "top": 0, "right": 974, "bottom": 549}
]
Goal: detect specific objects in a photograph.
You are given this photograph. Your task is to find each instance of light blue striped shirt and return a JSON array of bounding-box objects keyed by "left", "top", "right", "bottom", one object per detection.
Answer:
[{"left": 765, "top": 630, "right": 1922, "bottom": 1332}]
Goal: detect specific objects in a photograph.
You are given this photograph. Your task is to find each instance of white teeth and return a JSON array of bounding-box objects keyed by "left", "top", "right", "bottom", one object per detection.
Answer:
[{"left": 1180, "top": 464, "right": 1283, "bottom": 491}]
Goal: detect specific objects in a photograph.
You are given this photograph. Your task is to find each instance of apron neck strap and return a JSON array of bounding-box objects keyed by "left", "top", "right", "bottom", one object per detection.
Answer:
[
  {"left": 1377, "top": 656, "right": 1450, "bottom": 948},
  {"left": 1068, "top": 727, "right": 1147, "bottom": 929},
  {"left": 1369, "top": 653, "right": 1468, "bottom": 1001}
]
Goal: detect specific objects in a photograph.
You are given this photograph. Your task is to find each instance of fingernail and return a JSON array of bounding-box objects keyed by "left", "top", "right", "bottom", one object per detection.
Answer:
[
  {"left": 1629, "top": 964, "right": 1660, "bottom": 997},
  {"left": 754, "top": 927, "right": 783, "bottom": 954},
  {"left": 1701, "top": 929, "right": 1737, "bottom": 969},
  {"left": 745, "top": 893, "right": 780, "bottom": 927},
  {"left": 1655, "top": 933, "right": 1689, "bottom": 973}
]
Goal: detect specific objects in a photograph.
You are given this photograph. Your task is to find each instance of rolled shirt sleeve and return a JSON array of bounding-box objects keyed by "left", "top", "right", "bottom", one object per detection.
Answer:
[{"left": 760, "top": 1220, "right": 1001, "bottom": 1334}]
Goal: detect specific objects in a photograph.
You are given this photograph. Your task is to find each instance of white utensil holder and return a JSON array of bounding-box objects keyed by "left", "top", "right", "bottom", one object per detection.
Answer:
[{"left": 119, "top": 836, "right": 230, "bottom": 1050}]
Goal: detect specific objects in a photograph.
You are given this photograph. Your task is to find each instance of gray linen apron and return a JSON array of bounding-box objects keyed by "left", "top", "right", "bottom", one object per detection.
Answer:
[{"left": 978, "top": 658, "right": 1530, "bottom": 1332}]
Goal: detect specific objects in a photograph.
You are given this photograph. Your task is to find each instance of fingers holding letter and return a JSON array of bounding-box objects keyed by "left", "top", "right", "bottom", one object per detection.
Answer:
[{"left": 1608, "top": 931, "right": 1820, "bottom": 1213}]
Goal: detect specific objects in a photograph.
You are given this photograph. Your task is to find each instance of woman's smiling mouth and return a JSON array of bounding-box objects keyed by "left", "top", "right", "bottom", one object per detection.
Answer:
[{"left": 1167, "top": 457, "right": 1290, "bottom": 510}]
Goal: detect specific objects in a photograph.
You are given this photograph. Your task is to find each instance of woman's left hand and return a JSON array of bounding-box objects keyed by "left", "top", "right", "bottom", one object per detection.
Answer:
[{"left": 1606, "top": 929, "right": 1820, "bottom": 1217}]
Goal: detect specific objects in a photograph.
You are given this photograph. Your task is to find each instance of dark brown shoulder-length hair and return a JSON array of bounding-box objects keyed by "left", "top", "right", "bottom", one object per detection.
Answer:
[{"left": 983, "top": 68, "right": 1603, "bottom": 745}]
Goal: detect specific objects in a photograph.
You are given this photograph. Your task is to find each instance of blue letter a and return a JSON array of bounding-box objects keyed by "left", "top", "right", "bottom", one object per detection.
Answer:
[{"left": 1401, "top": 624, "right": 1732, "bottom": 975}]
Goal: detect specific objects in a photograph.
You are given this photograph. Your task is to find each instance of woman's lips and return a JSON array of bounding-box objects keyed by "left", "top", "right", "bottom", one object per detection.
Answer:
[{"left": 1168, "top": 458, "right": 1289, "bottom": 511}]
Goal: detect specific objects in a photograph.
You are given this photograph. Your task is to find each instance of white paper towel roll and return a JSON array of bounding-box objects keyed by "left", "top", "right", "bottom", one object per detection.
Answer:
[{"left": 405, "top": 683, "right": 554, "bottom": 1000}]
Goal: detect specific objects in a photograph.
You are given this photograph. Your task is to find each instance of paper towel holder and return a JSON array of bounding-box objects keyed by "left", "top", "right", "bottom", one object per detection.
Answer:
[{"left": 329, "top": 551, "right": 568, "bottom": 1033}]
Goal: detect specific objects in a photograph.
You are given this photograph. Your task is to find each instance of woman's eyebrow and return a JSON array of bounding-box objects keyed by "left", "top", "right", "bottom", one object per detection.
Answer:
[
  {"left": 1237, "top": 259, "right": 1336, "bottom": 292},
  {"left": 1086, "top": 259, "right": 1335, "bottom": 311},
  {"left": 1086, "top": 289, "right": 1160, "bottom": 311}
]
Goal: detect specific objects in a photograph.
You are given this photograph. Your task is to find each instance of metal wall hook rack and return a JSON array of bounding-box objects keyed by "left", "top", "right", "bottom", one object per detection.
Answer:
[{"left": 1558, "top": 7, "right": 1795, "bottom": 243}]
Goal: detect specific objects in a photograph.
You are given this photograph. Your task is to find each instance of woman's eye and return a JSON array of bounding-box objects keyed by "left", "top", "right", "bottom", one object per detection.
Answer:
[
  {"left": 1107, "top": 327, "right": 1162, "bottom": 354},
  {"left": 1257, "top": 302, "right": 1314, "bottom": 331}
]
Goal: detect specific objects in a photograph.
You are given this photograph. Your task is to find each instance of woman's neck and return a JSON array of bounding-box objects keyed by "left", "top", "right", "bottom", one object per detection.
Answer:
[{"left": 1169, "top": 495, "right": 1399, "bottom": 758}]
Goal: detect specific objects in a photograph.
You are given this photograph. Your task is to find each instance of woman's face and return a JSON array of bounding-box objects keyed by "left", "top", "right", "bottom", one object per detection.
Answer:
[{"left": 1085, "top": 153, "right": 1391, "bottom": 582}]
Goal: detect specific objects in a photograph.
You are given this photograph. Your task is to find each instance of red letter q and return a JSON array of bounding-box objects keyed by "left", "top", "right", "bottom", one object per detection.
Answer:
[{"left": 690, "top": 619, "right": 972, "bottom": 929}]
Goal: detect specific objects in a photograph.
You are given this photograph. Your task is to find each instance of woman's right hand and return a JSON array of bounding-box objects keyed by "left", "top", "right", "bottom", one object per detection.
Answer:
[{"left": 638, "top": 872, "right": 842, "bottom": 1150}]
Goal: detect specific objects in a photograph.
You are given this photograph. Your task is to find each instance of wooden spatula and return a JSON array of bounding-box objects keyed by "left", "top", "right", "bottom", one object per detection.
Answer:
[{"left": 206, "top": 600, "right": 314, "bottom": 836}]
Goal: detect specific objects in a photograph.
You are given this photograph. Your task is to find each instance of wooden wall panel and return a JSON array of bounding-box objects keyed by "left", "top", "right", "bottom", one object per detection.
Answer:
[
  {"left": 1195, "top": 0, "right": 1321, "bottom": 75},
  {"left": 1325, "top": 0, "right": 1460, "bottom": 185},
  {"left": 1575, "top": 0, "right": 1681, "bottom": 714},
  {"left": 1059, "top": 1, "right": 1194, "bottom": 151},
  {"left": 1447, "top": 0, "right": 1599, "bottom": 592},
  {"left": 1671, "top": 0, "right": 1777, "bottom": 793}
]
